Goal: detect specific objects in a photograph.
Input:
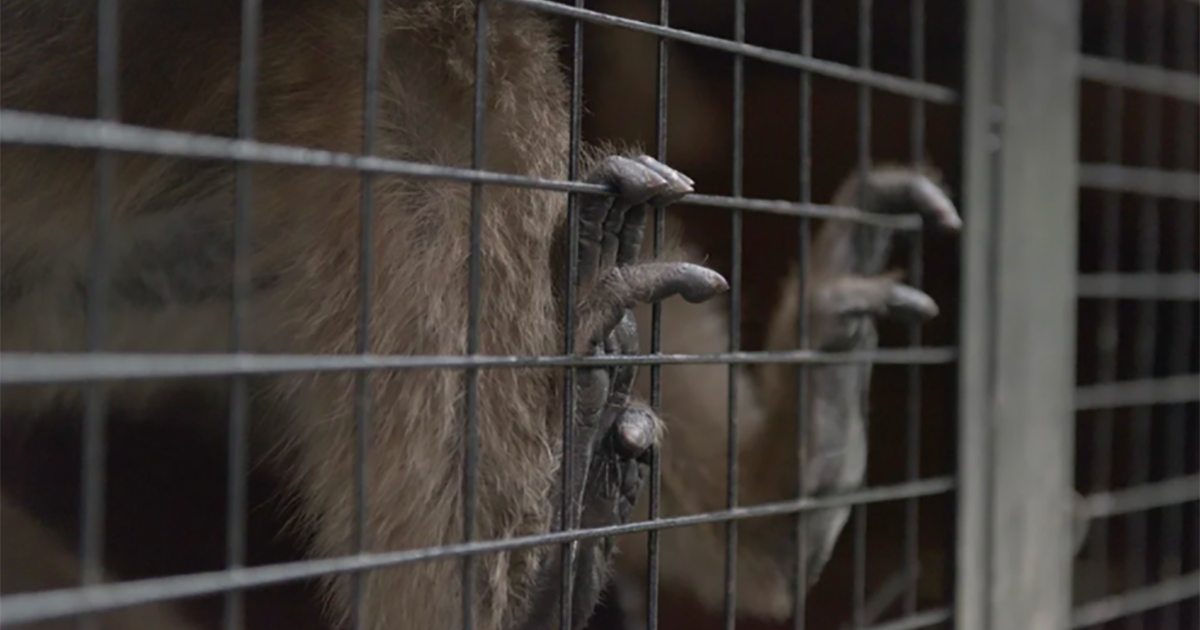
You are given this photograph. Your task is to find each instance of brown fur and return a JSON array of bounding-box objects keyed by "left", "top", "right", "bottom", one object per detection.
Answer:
[{"left": 0, "top": 2, "right": 665, "bottom": 629}]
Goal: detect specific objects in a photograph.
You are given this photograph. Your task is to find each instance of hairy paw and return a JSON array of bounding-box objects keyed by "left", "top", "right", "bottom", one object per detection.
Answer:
[
  {"left": 563, "top": 155, "right": 724, "bottom": 525},
  {"left": 582, "top": 404, "right": 655, "bottom": 528},
  {"left": 567, "top": 155, "right": 722, "bottom": 522},
  {"left": 837, "top": 166, "right": 963, "bottom": 232},
  {"left": 544, "top": 156, "right": 723, "bottom": 626},
  {"left": 569, "top": 155, "right": 728, "bottom": 349},
  {"left": 814, "top": 275, "right": 937, "bottom": 321},
  {"left": 809, "top": 274, "right": 939, "bottom": 351},
  {"left": 572, "top": 311, "right": 655, "bottom": 530}
]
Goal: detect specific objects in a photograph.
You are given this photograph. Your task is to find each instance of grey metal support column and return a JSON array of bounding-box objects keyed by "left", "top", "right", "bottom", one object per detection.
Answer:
[{"left": 957, "top": 0, "right": 1081, "bottom": 629}]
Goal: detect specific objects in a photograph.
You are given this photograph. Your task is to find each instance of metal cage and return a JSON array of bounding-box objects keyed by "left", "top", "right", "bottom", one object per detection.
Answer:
[
  {"left": 1070, "top": 0, "right": 1200, "bottom": 628},
  {"left": 0, "top": 1, "right": 1195, "bottom": 629}
]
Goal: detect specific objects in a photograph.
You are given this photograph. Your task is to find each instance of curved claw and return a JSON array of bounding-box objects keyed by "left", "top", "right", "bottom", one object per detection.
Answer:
[
  {"left": 630, "top": 155, "right": 694, "bottom": 204},
  {"left": 615, "top": 262, "right": 730, "bottom": 305},
  {"left": 832, "top": 166, "right": 962, "bottom": 232},
  {"left": 586, "top": 154, "right": 694, "bottom": 208},
  {"left": 581, "top": 262, "right": 729, "bottom": 346},
  {"left": 819, "top": 165, "right": 962, "bottom": 279},
  {"left": 886, "top": 283, "right": 939, "bottom": 322},
  {"left": 564, "top": 154, "right": 699, "bottom": 302},
  {"left": 908, "top": 175, "right": 962, "bottom": 232}
]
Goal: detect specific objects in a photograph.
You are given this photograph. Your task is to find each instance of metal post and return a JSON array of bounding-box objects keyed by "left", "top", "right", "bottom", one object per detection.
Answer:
[{"left": 958, "top": 0, "right": 1081, "bottom": 629}]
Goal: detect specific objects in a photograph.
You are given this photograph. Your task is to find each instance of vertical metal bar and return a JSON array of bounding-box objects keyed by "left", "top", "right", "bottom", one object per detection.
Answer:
[
  {"left": 988, "top": 0, "right": 1081, "bottom": 628},
  {"left": 904, "top": 0, "right": 926, "bottom": 617},
  {"left": 792, "top": 0, "right": 813, "bottom": 628},
  {"left": 998, "top": 0, "right": 1082, "bottom": 618},
  {"left": 350, "top": 0, "right": 384, "bottom": 627},
  {"left": 463, "top": 2, "right": 489, "bottom": 629},
  {"left": 559, "top": 0, "right": 584, "bottom": 628},
  {"left": 1126, "top": 4, "right": 1165, "bottom": 629},
  {"left": 853, "top": 1, "right": 872, "bottom": 625},
  {"left": 956, "top": 0, "right": 1001, "bottom": 626},
  {"left": 81, "top": 2, "right": 120, "bottom": 629},
  {"left": 723, "top": 1, "right": 746, "bottom": 629},
  {"left": 647, "top": 1, "right": 669, "bottom": 628},
  {"left": 1161, "top": 7, "right": 1199, "bottom": 630},
  {"left": 225, "top": 1, "right": 261, "bottom": 628},
  {"left": 960, "top": 0, "right": 1082, "bottom": 628},
  {"left": 1088, "top": 0, "right": 1127, "bottom": 614}
]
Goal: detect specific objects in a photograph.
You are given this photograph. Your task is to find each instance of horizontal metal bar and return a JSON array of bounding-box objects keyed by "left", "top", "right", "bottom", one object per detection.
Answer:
[
  {"left": 0, "top": 111, "right": 930, "bottom": 227},
  {"left": 496, "top": 0, "right": 958, "bottom": 103},
  {"left": 0, "top": 477, "right": 954, "bottom": 624},
  {"left": 862, "top": 609, "right": 954, "bottom": 630},
  {"left": 1077, "top": 273, "right": 1200, "bottom": 300},
  {"left": 1078, "top": 55, "right": 1200, "bottom": 103},
  {"left": 0, "top": 111, "right": 602, "bottom": 193},
  {"left": 685, "top": 194, "right": 924, "bottom": 229},
  {"left": 1071, "top": 572, "right": 1200, "bottom": 628},
  {"left": 1079, "top": 474, "right": 1200, "bottom": 519},
  {"left": 1079, "top": 164, "right": 1200, "bottom": 201},
  {"left": 0, "top": 348, "right": 958, "bottom": 385},
  {"left": 1074, "top": 374, "right": 1200, "bottom": 410}
]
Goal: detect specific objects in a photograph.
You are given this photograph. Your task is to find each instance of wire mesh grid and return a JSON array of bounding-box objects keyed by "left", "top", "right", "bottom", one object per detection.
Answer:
[
  {"left": 1072, "top": 0, "right": 1200, "bottom": 629},
  {"left": 0, "top": 1, "right": 963, "bottom": 630}
]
